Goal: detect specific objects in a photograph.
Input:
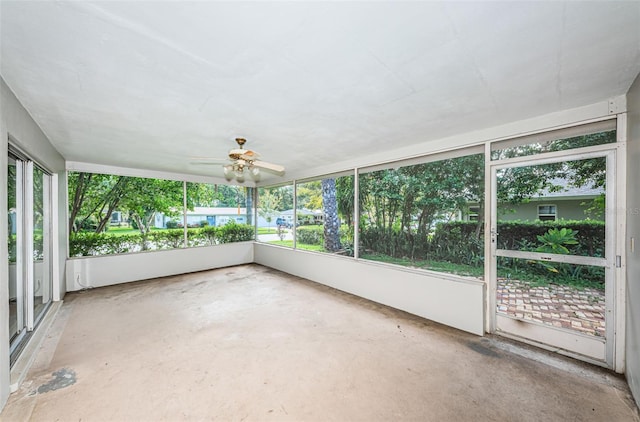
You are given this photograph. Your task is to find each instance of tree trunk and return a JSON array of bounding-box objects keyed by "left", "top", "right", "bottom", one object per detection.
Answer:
[
  {"left": 69, "top": 172, "right": 92, "bottom": 233},
  {"left": 245, "top": 187, "right": 253, "bottom": 225},
  {"left": 94, "top": 177, "right": 129, "bottom": 233},
  {"left": 321, "top": 178, "right": 341, "bottom": 252}
]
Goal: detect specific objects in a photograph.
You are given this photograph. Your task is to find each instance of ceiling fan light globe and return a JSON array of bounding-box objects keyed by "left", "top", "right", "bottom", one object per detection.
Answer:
[{"left": 251, "top": 166, "right": 260, "bottom": 176}]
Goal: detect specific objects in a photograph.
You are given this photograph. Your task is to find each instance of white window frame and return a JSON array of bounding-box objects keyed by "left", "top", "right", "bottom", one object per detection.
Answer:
[{"left": 537, "top": 204, "right": 557, "bottom": 221}]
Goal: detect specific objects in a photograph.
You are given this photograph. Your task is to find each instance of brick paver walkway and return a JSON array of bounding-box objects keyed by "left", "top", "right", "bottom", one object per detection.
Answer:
[{"left": 496, "top": 279, "right": 605, "bottom": 337}]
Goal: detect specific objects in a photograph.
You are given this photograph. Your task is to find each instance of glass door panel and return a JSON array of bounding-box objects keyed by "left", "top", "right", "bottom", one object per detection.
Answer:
[
  {"left": 7, "top": 155, "right": 24, "bottom": 345},
  {"left": 491, "top": 150, "right": 614, "bottom": 365}
]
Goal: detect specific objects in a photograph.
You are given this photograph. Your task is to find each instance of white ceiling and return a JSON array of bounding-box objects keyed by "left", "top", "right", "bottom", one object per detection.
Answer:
[{"left": 1, "top": 1, "right": 640, "bottom": 183}]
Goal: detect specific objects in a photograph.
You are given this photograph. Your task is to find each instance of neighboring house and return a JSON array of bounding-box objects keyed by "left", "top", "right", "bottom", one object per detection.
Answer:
[
  {"left": 155, "top": 207, "right": 250, "bottom": 228},
  {"left": 276, "top": 208, "right": 324, "bottom": 226},
  {"left": 466, "top": 180, "right": 604, "bottom": 222}
]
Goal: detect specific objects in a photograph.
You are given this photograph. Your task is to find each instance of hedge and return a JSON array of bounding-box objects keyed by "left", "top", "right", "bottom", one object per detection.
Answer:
[
  {"left": 361, "top": 219, "right": 605, "bottom": 266},
  {"left": 69, "top": 222, "right": 255, "bottom": 257},
  {"left": 296, "top": 226, "right": 324, "bottom": 245},
  {"left": 295, "top": 225, "right": 353, "bottom": 255}
]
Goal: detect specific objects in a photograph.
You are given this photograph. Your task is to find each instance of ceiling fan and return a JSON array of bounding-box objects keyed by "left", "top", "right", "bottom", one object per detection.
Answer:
[{"left": 191, "top": 138, "right": 285, "bottom": 182}]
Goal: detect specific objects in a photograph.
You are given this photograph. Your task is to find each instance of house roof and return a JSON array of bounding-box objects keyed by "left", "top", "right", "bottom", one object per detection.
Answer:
[
  {"left": 1, "top": 2, "right": 639, "bottom": 183},
  {"left": 189, "top": 207, "right": 247, "bottom": 215},
  {"left": 537, "top": 178, "right": 604, "bottom": 199},
  {"left": 279, "top": 209, "right": 322, "bottom": 216}
]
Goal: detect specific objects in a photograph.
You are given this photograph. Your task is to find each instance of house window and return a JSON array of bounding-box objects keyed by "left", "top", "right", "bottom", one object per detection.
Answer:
[
  {"left": 538, "top": 205, "right": 557, "bottom": 221},
  {"left": 468, "top": 206, "right": 480, "bottom": 221}
]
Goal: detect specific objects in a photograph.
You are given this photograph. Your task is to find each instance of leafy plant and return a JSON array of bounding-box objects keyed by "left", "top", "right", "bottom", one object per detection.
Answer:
[{"left": 535, "top": 228, "right": 579, "bottom": 255}]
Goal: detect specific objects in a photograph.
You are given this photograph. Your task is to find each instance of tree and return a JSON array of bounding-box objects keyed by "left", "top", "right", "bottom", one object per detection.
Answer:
[
  {"left": 297, "top": 181, "right": 322, "bottom": 210},
  {"left": 188, "top": 183, "right": 223, "bottom": 207},
  {"left": 322, "top": 178, "right": 341, "bottom": 252},
  {"left": 68, "top": 172, "right": 130, "bottom": 233},
  {"left": 258, "top": 189, "right": 278, "bottom": 229},
  {"left": 119, "top": 178, "right": 184, "bottom": 237},
  {"left": 272, "top": 185, "right": 294, "bottom": 211},
  {"left": 335, "top": 176, "right": 355, "bottom": 227},
  {"left": 69, "top": 173, "right": 196, "bottom": 237},
  {"left": 359, "top": 154, "right": 485, "bottom": 239},
  {"left": 216, "top": 185, "right": 245, "bottom": 207}
]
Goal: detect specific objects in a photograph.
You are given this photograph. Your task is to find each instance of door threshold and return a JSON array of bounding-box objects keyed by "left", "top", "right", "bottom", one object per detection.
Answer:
[{"left": 495, "top": 330, "right": 611, "bottom": 371}]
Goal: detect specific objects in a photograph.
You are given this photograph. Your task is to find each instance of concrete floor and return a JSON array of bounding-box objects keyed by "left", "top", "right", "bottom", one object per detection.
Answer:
[{"left": 2, "top": 264, "right": 639, "bottom": 421}]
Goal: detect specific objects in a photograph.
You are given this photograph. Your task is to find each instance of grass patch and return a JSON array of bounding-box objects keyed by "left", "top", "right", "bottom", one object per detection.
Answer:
[
  {"left": 267, "top": 240, "right": 326, "bottom": 252},
  {"left": 257, "top": 227, "right": 279, "bottom": 235},
  {"left": 361, "top": 253, "right": 483, "bottom": 278},
  {"left": 362, "top": 253, "right": 604, "bottom": 291}
]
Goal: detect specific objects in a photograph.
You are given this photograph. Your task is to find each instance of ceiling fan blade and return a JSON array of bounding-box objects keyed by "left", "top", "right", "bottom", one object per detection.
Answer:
[{"left": 252, "top": 160, "right": 285, "bottom": 174}]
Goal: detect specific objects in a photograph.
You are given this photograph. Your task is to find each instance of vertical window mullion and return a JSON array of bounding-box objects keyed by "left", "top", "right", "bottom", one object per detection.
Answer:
[
  {"left": 354, "top": 168, "right": 359, "bottom": 260},
  {"left": 14, "top": 159, "right": 25, "bottom": 334},
  {"left": 292, "top": 181, "right": 297, "bottom": 250},
  {"left": 24, "top": 161, "right": 34, "bottom": 331},
  {"left": 182, "top": 181, "right": 188, "bottom": 248}
]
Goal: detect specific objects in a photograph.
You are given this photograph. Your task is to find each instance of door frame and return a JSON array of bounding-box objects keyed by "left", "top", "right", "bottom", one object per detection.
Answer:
[{"left": 484, "top": 116, "right": 627, "bottom": 371}]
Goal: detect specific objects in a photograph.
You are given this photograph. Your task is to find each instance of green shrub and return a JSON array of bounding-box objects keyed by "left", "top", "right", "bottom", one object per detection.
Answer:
[
  {"left": 70, "top": 231, "right": 150, "bottom": 256},
  {"left": 199, "top": 226, "right": 219, "bottom": 246},
  {"left": 218, "top": 222, "right": 254, "bottom": 243},
  {"left": 360, "top": 227, "right": 424, "bottom": 260},
  {"left": 69, "top": 222, "right": 257, "bottom": 257},
  {"left": 296, "top": 226, "right": 324, "bottom": 245},
  {"left": 149, "top": 230, "right": 184, "bottom": 249},
  {"left": 165, "top": 220, "right": 179, "bottom": 229},
  {"left": 431, "top": 223, "right": 483, "bottom": 266}
]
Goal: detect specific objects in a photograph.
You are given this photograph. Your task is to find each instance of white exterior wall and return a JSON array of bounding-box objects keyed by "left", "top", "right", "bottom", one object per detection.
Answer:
[
  {"left": 66, "top": 242, "right": 254, "bottom": 291},
  {"left": 0, "top": 77, "right": 67, "bottom": 409},
  {"left": 255, "top": 245, "right": 485, "bottom": 335},
  {"left": 626, "top": 73, "right": 640, "bottom": 408}
]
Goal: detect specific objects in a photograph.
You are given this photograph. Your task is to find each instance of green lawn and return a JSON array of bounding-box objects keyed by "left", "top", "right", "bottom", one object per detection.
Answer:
[
  {"left": 267, "top": 240, "right": 325, "bottom": 252},
  {"left": 361, "top": 253, "right": 604, "bottom": 291},
  {"left": 257, "top": 227, "right": 279, "bottom": 235},
  {"left": 361, "top": 253, "right": 484, "bottom": 278}
]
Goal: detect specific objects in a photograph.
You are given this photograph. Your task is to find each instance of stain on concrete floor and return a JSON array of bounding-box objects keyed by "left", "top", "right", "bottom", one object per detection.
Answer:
[
  {"left": 34, "top": 368, "right": 76, "bottom": 395},
  {"left": 467, "top": 340, "right": 501, "bottom": 358}
]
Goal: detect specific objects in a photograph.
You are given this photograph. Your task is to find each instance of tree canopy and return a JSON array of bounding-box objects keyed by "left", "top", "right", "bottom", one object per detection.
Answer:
[{"left": 68, "top": 173, "right": 251, "bottom": 234}]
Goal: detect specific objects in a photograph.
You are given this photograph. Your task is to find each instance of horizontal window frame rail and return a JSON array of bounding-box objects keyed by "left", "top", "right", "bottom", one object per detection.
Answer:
[{"left": 495, "top": 249, "right": 607, "bottom": 267}]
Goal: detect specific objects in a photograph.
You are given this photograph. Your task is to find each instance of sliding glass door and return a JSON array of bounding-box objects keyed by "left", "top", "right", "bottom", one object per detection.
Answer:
[{"left": 7, "top": 149, "right": 53, "bottom": 361}]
